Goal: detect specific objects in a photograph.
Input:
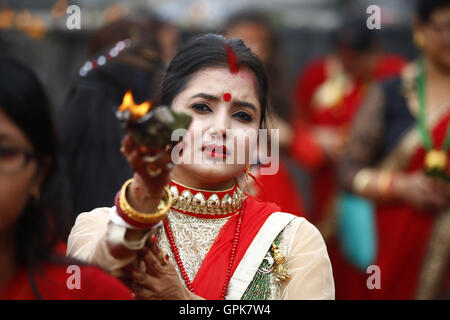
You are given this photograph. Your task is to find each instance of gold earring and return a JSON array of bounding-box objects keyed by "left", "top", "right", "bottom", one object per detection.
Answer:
[{"left": 414, "top": 32, "right": 425, "bottom": 48}]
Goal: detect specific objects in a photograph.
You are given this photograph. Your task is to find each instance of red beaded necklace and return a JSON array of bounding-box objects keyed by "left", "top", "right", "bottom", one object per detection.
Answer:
[{"left": 163, "top": 200, "right": 245, "bottom": 300}]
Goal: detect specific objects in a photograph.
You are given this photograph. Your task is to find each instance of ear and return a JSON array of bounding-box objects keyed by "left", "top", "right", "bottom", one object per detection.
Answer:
[
  {"left": 412, "top": 16, "right": 425, "bottom": 38},
  {"left": 29, "top": 157, "right": 52, "bottom": 200}
]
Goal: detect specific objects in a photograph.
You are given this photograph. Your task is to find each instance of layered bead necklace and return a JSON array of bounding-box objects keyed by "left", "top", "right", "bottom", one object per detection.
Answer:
[{"left": 162, "top": 179, "right": 246, "bottom": 299}]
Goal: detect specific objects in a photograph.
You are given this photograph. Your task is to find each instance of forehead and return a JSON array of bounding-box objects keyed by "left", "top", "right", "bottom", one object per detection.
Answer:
[
  {"left": 430, "top": 6, "right": 450, "bottom": 22},
  {"left": 184, "top": 66, "right": 259, "bottom": 102},
  {"left": 0, "top": 109, "right": 32, "bottom": 148}
]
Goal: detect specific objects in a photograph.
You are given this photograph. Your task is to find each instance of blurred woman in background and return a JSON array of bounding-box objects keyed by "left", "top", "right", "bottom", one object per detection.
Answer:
[
  {"left": 338, "top": 0, "right": 450, "bottom": 299},
  {"left": 59, "top": 16, "right": 167, "bottom": 220},
  {"left": 290, "top": 17, "right": 406, "bottom": 236},
  {"left": 0, "top": 55, "right": 133, "bottom": 299}
]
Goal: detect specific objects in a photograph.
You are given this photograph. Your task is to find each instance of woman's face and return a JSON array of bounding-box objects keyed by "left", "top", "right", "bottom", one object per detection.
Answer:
[
  {"left": 0, "top": 108, "right": 39, "bottom": 233},
  {"left": 418, "top": 7, "right": 450, "bottom": 70},
  {"left": 170, "top": 66, "right": 261, "bottom": 189}
]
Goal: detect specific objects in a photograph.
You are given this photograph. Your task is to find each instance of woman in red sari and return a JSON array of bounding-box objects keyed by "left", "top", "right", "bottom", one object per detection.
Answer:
[
  {"left": 291, "top": 18, "right": 406, "bottom": 232},
  {"left": 0, "top": 56, "right": 133, "bottom": 300},
  {"left": 337, "top": 0, "right": 450, "bottom": 299},
  {"left": 67, "top": 34, "right": 334, "bottom": 300}
]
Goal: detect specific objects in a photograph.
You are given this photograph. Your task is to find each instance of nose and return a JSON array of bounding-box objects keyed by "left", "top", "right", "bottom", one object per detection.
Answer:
[{"left": 211, "top": 107, "right": 230, "bottom": 138}]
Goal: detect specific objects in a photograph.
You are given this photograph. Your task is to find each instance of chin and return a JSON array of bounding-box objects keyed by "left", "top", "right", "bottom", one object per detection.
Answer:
[{"left": 180, "top": 163, "right": 243, "bottom": 186}]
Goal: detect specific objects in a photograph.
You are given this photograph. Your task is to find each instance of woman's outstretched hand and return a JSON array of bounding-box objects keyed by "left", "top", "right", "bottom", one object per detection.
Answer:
[
  {"left": 122, "top": 238, "right": 201, "bottom": 300},
  {"left": 120, "top": 135, "right": 172, "bottom": 213}
]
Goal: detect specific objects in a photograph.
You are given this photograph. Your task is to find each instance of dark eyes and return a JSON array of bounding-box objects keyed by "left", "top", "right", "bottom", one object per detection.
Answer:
[
  {"left": 191, "top": 103, "right": 212, "bottom": 113},
  {"left": 190, "top": 103, "right": 253, "bottom": 122},
  {"left": 233, "top": 111, "right": 252, "bottom": 122},
  {"left": 0, "top": 147, "right": 22, "bottom": 159}
]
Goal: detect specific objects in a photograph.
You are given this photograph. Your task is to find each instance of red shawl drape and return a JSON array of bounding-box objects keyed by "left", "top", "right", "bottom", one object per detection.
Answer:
[{"left": 192, "top": 195, "right": 281, "bottom": 299}]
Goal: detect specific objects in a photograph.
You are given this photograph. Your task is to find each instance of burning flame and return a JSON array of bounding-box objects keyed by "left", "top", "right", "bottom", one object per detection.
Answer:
[{"left": 118, "top": 90, "right": 151, "bottom": 120}]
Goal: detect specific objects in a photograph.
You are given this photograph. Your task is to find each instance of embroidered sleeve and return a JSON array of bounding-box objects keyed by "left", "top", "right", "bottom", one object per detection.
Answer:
[
  {"left": 280, "top": 218, "right": 335, "bottom": 300},
  {"left": 66, "top": 208, "right": 137, "bottom": 275}
]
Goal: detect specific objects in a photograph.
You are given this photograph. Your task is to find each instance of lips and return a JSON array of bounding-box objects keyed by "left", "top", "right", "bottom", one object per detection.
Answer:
[{"left": 202, "top": 144, "right": 229, "bottom": 159}]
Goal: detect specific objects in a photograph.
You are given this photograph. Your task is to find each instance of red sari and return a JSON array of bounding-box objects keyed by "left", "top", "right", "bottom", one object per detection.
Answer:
[
  {"left": 333, "top": 108, "right": 450, "bottom": 299},
  {"left": 1, "top": 260, "right": 134, "bottom": 300},
  {"left": 290, "top": 54, "right": 406, "bottom": 226}
]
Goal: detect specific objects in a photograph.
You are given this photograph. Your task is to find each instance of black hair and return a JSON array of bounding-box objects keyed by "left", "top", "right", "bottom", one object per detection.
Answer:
[
  {"left": 417, "top": 0, "right": 450, "bottom": 22},
  {"left": 161, "top": 33, "right": 270, "bottom": 128},
  {"left": 222, "top": 9, "right": 278, "bottom": 51},
  {"left": 334, "top": 18, "right": 379, "bottom": 52},
  {"left": 59, "top": 27, "right": 164, "bottom": 216},
  {"left": 0, "top": 55, "right": 73, "bottom": 296}
]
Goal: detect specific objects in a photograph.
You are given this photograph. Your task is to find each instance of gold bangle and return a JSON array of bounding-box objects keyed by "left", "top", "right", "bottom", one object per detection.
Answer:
[
  {"left": 377, "top": 170, "right": 393, "bottom": 197},
  {"left": 352, "top": 168, "right": 373, "bottom": 194},
  {"left": 119, "top": 179, "right": 172, "bottom": 225}
]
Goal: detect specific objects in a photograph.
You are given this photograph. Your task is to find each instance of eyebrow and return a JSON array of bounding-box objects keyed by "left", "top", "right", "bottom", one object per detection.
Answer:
[
  {"left": 0, "top": 133, "right": 14, "bottom": 142},
  {"left": 191, "top": 93, "right": 258, "bottom": 113},
  {"left": 0, "top": 133, "right": 27, "bottom": 148}
]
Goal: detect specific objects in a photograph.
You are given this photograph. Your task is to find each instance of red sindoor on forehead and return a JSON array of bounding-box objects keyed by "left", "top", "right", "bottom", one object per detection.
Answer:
[
  {"left": 225, "top": 46, "right": 239, "bottom": 74},
  {"left": 223, "top": 93, "right": 232, "bottom": 101}
]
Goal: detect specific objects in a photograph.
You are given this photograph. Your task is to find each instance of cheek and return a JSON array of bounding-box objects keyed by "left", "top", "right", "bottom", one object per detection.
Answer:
[
  {"left": 230, "top": 126, "right": 259, "bottom": 160},
  {"left": 182, "top": 117, "right": 207, "bottom": 150},
  {"left": 0, "top": 173, "right": 34, "bottom": 232}
]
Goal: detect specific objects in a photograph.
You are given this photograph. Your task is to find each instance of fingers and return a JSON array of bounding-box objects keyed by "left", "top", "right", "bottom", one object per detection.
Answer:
[
  {"left": 143, "top": 241, "right": 170, "bottom": 272},
  {"left": 121, "top": 134, "right": 174, "bottom": 200},
  {"left": 129, "top": 281, "right": 155, "bottom": 300},
  {"left": 418, "top": 174, "right": 449, "bottom": 209},
  {"left": 120, "top": 135, "right": 136, "bottom": 156},
  {"left": 130, "top": 251, "right": 170, "bottom": 292}
]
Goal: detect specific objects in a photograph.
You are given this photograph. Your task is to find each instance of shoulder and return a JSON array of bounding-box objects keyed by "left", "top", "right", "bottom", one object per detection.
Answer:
[
  {"left": 295, "top": 57, "right": 327, "bottom": 83},
  {"left": 67, "top": 207, "right": 113, "bottom": 256},
  {"left": 375, "top": 54, "right": 408, "bottom": 79},
  {"left": 244, "top": 195, "right": 282, "bottom": 215},
  {"left": 72, "top": 207, "right": 112, "bottom": 229},
  {"left": 281, "top": 217, "right": 327, "bottom": 255}
]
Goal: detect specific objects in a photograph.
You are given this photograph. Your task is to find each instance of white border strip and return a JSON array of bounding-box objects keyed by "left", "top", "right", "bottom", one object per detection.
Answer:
[{"left": 225, "top": 212, "right": 303, "bottom": 300}]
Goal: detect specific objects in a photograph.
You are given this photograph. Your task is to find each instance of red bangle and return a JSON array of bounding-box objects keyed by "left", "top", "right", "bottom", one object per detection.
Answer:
[{"left": 114, "top": 192, "right": 158, "bottom": 229}]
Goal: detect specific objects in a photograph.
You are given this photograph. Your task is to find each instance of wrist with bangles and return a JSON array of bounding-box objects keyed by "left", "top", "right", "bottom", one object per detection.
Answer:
[
  {"left": 115, "top": 178, "right": 173, "bottom": 229},
  {"left": 353, "top": 168, "right": 397, "bottom": 198}
]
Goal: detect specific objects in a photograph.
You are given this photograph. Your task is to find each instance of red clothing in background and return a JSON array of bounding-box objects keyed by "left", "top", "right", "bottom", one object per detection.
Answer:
[
  {"left": 1, "top": 261, "right": 134, "bottom": 300},
  {"left": 290, "top": 54, "right": 406, "bottom": 225}
]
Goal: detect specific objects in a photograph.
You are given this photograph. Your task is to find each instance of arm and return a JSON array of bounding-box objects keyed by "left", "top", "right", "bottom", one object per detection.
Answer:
[
  {"left": 338, "top": 84, "right": 403, "bottom": 201},
  {"left": 339, "top": 84, "right": 448, "bottom": 209},
  {"left": 66, "top": 207, "right": 155, "bottom": 275},
  {"left": 280, "top": 219, "right": 335, "bottom": 300},
  {"left": 66, "top": 134, "right": 170, "bottom": 273}
]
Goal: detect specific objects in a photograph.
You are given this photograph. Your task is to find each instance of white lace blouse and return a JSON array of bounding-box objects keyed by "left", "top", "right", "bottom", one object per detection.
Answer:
[{"left": 66, "top": 207, "right": 335, "bottom": 300}]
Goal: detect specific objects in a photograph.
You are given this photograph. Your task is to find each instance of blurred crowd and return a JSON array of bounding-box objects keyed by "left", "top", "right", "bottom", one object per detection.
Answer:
[{"left": 0, "top": 0, "right": 449, "bottom": 300}]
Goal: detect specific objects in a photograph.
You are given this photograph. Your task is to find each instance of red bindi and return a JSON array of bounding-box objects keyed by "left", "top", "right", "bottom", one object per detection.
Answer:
[{"left": 223, "top": 93, "right": 232, "bottom": 102}]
